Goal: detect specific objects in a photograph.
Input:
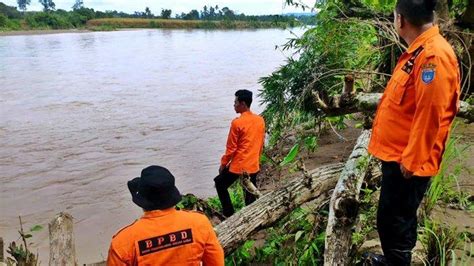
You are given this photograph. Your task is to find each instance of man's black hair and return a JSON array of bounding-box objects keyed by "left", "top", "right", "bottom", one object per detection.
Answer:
[
  {"left": 235, "top": 89, "right": 253, "bottom": 107},
  {"left": 396, "top": 0, "right": 437, "bottom": 27}
]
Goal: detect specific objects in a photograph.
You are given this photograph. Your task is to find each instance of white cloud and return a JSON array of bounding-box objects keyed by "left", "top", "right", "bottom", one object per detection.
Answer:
[{"left": 2, "top": 0, "right": 316, "bottom": 15}]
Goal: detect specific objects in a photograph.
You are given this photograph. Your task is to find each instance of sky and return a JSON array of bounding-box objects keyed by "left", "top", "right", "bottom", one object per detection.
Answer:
[{"left": 2, "top": 0, "right": 316, "bottom": 15}]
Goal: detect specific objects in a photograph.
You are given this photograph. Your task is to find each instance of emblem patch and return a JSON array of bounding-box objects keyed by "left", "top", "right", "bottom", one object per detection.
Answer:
[
  {"left": 421, "top": 69, "right": 435, "bottom": 84},
  {"left": 138, "top": 229, "right": 193, "bottom": 256}
]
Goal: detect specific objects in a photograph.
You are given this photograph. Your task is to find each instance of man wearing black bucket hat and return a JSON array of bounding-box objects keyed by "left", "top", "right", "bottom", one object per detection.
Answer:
[{"left": 107, "top": 165, "right": 224, "bottom": 266}]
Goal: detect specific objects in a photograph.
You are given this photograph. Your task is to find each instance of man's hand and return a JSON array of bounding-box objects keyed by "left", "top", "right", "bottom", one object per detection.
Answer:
[
  {"left": 400, "top": 164, "right": 414, "bottom": 179},
  {"left": 219, "top": 165, "right": 226, "bottom": 175}
]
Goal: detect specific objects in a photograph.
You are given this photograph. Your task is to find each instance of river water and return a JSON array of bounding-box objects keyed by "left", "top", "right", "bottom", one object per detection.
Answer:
[{"left": 0, "top": 28, "right": 298, "bottom": 263}]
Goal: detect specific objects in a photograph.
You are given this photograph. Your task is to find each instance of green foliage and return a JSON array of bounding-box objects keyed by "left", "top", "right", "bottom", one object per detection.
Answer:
[
  {"left": 352, "top": 187, "right": 378, "bottom": 247},
  {"left": 225, "top": 240, "right": 255, "bottom": 265},
  {"left": 0, "top": 13, "right": 8, "bottom": 27},
  {"left": 225, "top": 207, "right": 329, "bottom": 264},
  {"left": 72, "top": 0, "right": 83, "bottom": 10},
  {"left": 25, "top": 12, "right": 72, "bottom": 29},
  {"left": 205, "top": 182, "right": 245, "bottom": 213},
  {"left": 6, "top": 217, "right": 42, "bottom": 266},
  {"left": 280, "top": 143, "right": 300, "bottom": 166},
  {"left": 39, "top": 0, "right": 55, "bottom": 12},
  {"left": 0, "top": 2, "right": 22, "bottom": 19},
  {"left": 251, "top": 207, "right": 327, "bottom": 265},
  {"left": 3, "top": 18, "right": 22, "bottom": 30},
  {"left": 161, "top": 9, "right": 172, "bottom": 19},
  {"left": 359, "top": 0, "right": 396, "bottom": 12},
  {"left": 419, "top": 220, "right": 471, "bottom": 265},
  {"left": 304, "top": 135, "right": 318, "bottom": 152},
  {"left": 88, "top": 24, "right": 115, "bottom": 31},
  {"left": 176, "top": 194, "right": 198, "bottom": 210},
  {"left": 424, "top": 128, "right": 472, "bottom": 215},
  {"left": 74, "top": 7, "right": 96, "bottom": 20},
  {"left": 259, "top": 2, "right": 381, "bottom": 140},
  {"left": 17, "top": 0, "right": 32, "bottom": 12}
]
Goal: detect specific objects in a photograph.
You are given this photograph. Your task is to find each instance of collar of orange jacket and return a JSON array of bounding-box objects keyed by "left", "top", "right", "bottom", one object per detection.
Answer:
[
  {"left": 407, "top": 25, "right": 439, "bottom": 54},
  {"left": 142, "top": 208, "right": 176, "bottom": 218},
  {"left": 241, "top": 110, "right": 252, "bottom": 116}
]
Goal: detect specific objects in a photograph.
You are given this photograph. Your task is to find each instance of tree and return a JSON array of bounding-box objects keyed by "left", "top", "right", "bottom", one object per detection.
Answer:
[
  {"left": 221, "top": 7, "right": 235, "bottom": 19},
  {"left": 183, "top": 9, "right": 199, "bottom": 20},
  {"left": 161, "top": 9, "right": 171, "bottom": 19},
  {"left": 72, "top": 0, "right": 83, "bottom": 10},
  {"left": 0, "top": 2, "right": 21, "bottom": 18},
  {"left": 17, "top": 0, "right": 31, "bottom": 12},
  {"left": 38, "top": 0, "right": 55, "bottom": 11},
  {"left": 201, "top": 5, "right": 209, "bottom": 19},
  {"left": 209, "top": 6, "right": 215, "bottom": 19},
  {"left": 144, "top": 7, "right": 153, "bottom": 18}
]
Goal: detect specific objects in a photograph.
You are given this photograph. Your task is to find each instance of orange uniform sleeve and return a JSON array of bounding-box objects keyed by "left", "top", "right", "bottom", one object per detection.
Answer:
[
  {"left": 220, "top": 120, "right": 240, "bottom": 167},
  {"left": 106, "top": 242, "right": 129, "bottom": 266},
  {"left": 201, "top": 220, "right": 225, "bottom": 266},
  {"left": 401, "top": 56, "right": 451, "bottom": 173}
]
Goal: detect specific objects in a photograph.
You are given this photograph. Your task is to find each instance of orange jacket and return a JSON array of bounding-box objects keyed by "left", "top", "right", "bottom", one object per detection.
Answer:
[
  {"left": 107, "top": 208, "right": 224, "bottom": 266},
  {"left": 221, "top": 111, "right": 265, "bottom": 174},
  {"left": 368, "top": 26, "right": 460, "bottom": 177}
]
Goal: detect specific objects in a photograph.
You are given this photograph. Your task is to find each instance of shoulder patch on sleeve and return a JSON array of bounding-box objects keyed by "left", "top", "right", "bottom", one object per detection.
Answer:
[
  {"left": 113, "top": 220, "right": 138, "bottom": 238},
  {"left": 421, "top": 68, "right": 436, "bottom": 84}
]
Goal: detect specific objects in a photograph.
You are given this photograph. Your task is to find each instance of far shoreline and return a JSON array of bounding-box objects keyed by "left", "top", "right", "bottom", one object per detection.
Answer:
[
  {"left": 0, "top": 29, "right": 91, "bottom": 36},
  {"left": 0, "top": 26, "right": 293, "bottom": 37}
]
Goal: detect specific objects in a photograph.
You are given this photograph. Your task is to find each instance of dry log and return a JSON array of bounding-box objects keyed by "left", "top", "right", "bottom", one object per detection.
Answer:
[
  {"left": 312, "top": 92, "right": 473, "bottom": 123},
  {"left": 215, "top": 163, "right": 345, "bottom": 255},
  {"left": 324, "top": 130, "right": 372, "bottom": 266},
  {"left": 49, "top": 212, "right": 76, "bottom": 266}
]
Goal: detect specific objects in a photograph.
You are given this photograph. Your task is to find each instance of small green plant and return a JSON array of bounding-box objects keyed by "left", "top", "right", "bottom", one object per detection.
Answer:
[
  {"left": 225, "top": 240, "right": 255, "bottom": 265},
  {"left": 6, "top": 217, "right": 43, "bottom": 266},
  {"left": 237, "top": 207, "right": 328, "bottom": 265},
  {"left": 419, "top": 220, "right": 470, "bottom": 266},
  {"left": 304, "top": 135, "right": 318, "bottom": 152},
  {"left": 205, "top": 182, "right": 245, "bottom": 214},
  {"left": 280, "top": 143, "right": 300, "bottom": 166},
  {"left": 352, "top": 187, "right": 377, "bottom": 247}
]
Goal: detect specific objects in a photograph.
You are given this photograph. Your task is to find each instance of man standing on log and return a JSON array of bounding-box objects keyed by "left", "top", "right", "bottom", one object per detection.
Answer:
[
  {"left": 107, "top": 165, "right": 224, "bottom": 265},
  {"left": 214, "top": 90, "right": 265, "bottom": 217},
  {"left": 367, "top": 0, "right": 460, "bottom": 264}
]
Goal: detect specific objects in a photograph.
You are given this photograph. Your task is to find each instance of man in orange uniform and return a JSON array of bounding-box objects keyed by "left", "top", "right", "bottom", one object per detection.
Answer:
[
  {"left": 107, "top": 165, "right": 224, "bottom": 266},
  {"left": 367, "top": 0, "right": 460, "bottom": 264},
  {"left": 214, "top": 90, "right": 265, "bottom": 217}
]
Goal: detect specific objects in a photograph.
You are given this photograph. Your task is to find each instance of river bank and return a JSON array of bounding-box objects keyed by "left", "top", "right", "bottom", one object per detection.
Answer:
[
  {"left": 0, "top": 18, "right": 296, "bottom": 36},
  {"left": 86, "top": 18, "right": 294, "bottom": 30},
  {"left": 0, "top": 28, "right": 91, "bottom": 36}
]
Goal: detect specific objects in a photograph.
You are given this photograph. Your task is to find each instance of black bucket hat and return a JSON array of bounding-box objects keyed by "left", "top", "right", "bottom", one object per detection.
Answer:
[{"left": 127, "top": 165, "right": 182, "bottom": 210}]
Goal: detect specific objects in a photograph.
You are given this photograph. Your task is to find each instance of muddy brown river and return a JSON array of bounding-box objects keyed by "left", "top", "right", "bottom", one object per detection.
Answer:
[{"left": 0, "top": 28, "right": 299, "bottom": 264}]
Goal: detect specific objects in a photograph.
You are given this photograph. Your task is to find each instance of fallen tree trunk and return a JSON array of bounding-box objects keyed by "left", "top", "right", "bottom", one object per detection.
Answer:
[
  {"left": 215, "top": 163, "right": 344, "bottom": 255},
  {"left": 324, "top": 130, "right": 372, "bottom": 266},
  {"left": 313, "top": 92, "right": 473, "bottom": 123},
  {"left": 216, "top": 147, "right": 383, "bottom": 255}
]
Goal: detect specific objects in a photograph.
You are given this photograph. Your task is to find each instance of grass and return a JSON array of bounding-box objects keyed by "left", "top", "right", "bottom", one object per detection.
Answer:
[
  {"left": 86, "top": 18, "right": 290, "bottom": 30},
  {"left": 424, "top": 125, "right": 473, "bottom": 216},
  {"left": 419, "top": 123, "right": 473, "bottom": 265},
  {"left": 419, "top": 220, "right": 472, "bottom": 266}
]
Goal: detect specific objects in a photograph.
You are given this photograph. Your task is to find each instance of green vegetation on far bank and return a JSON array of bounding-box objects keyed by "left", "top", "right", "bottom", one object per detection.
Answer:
[
  {"left": 86, "top": 18, "right": 296, "bottom": 30},
  {"left": 0, "top": 2, "right": 311, "bottom": 32}
]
